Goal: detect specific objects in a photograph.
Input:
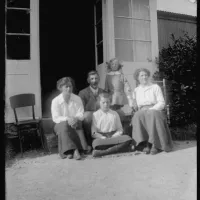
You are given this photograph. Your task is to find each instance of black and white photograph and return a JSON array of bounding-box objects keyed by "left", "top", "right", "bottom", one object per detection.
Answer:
[{"left": 5, "top": 0, "right": 197, "bottom": 199}]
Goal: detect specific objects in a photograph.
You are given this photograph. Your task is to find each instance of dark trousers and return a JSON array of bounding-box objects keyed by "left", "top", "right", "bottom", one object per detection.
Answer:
[
  {"left": 54, "top": 121, "right": 88, "bottom": 156},
  {"left": 92, "top": 135, "right": 132, "bottom": 150},
  {"left": 82, "top": 111, "right": 94, "bottom": 146}
]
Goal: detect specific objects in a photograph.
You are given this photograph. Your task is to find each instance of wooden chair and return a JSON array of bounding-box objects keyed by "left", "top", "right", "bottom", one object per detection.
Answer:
[
  {"left": 153, "top": 79, "right": 171, "bottom": 125},
  {"left": 9, "top": 93, "right": 45, "bottom": 157}
]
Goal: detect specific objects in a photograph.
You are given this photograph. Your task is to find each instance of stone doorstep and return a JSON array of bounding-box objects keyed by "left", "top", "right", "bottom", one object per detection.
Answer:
[
  {"left": 41, "top": 118, "right": 55, "bottom": 135},
  {"left": 41, "top": 118, "right": 57, "bottom": 152}
]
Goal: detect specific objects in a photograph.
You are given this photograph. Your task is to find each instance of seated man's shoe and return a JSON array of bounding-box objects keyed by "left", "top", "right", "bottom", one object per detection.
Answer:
[
  {"left": 92, "top": 150, "right": 103, "bottom": 157},
  {"left": 136, "top": 141, "right": 147, "bottom": 151},
  {"left": 150, "top": 147, "right": 159, "bottom": 155},
  {"left": 67, "top": 154, "right": 73, "bottom": 159},
  {"left": 73, "top": 149, "right": 81, "bottom": 160},
  {"left": 85, "top": 145, "right": 92, "bottom": 154},
  {"left": 130, "top": 144, "right": 136, "bottom": 152},
  {"left": 60, "top": 154, "right": 67, "bottom": 159},
  {"left": 143, "top": 146, "right": 151, "bottom": 154},
  {"left": 92, "top": 141, "right": 131, "bottom": 158}
]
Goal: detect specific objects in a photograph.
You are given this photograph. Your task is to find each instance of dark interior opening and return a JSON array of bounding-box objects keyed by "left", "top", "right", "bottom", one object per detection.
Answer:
[{"left": 39, "top": 1, "right": 96, "bottom": 118}]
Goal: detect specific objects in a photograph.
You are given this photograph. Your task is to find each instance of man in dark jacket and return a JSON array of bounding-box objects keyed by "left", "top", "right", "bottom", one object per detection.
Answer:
[{"left": 78, "top": 70, "right": 104, "bottom": 145}]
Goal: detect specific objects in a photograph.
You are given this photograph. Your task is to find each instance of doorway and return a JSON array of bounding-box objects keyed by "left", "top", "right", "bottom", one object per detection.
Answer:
[{"left": 39, "top": 1, "right": 96, "bottom": 117}]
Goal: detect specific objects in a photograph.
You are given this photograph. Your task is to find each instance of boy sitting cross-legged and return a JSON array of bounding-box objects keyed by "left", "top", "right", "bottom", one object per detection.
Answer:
[{"left": 91, "top": 92, "right": 133, "bottom": 157}]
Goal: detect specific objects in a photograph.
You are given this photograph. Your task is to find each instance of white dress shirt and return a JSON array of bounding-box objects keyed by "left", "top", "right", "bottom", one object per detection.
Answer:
[
  {"left": 133, "top": 83, "right": 165, "bottom": 111},
  {"left": 51, "top": 93, "right": 84, "bottom": 124},
  {"left": 91, "top": 109, "right": 123, "bottom": 138}
]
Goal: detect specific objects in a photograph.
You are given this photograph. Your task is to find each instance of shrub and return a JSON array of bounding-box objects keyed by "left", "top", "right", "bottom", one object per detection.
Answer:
[{"left": 153, "top": 32, "right": 197, "bottom": 127}]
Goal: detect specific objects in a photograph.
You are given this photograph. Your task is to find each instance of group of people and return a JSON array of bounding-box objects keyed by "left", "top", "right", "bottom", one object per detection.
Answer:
[{"left": 51, "top": 58, "right": 173, "bottom": 160}]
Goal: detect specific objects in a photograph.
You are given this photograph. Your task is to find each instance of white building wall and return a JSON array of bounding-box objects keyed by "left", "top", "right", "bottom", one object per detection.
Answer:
[
  {"left": 97, "top": 0, "right": 159, "bottom": 91},
  {"left": 5, "top": 0, "right": 41, "bottom": 123}
]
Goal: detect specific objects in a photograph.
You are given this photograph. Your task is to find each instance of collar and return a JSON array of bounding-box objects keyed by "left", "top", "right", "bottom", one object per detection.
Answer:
[
  {"left": 100, "top": 108, "right": 111, "bottom": 114},
  {"left": 107, "top": 71, "right": 121, "bottom": 75},
  {"left": 90, "top": 86, "right": 99, "bottom": 94},
  {"left": 139, "top": 83, "right": 154, "bottom": 90},
  {"left": 58, "top": 93, "right": 74, "bottom": 104}
]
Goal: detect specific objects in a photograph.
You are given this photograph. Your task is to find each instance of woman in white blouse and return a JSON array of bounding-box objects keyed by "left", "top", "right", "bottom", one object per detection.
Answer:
[
  {"left": 131, "top": 68, "right": 173, "bottom": 155},
  {"left": 51, "top": 77, "right": 91, "bottom": 160}
]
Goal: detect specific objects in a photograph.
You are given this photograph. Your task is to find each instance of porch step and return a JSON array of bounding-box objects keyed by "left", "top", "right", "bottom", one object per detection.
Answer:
[
  {"left": 43, "top": 133, "right": 58, "bottom": 152},
  {"left": 41, "top": 118, "right": 58, "bottom": 152},
  {"left": 41, "top": 117, "right": 133, "bottom": 152}
]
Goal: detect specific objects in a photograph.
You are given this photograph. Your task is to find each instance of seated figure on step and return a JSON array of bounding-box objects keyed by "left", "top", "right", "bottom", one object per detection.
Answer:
[
  {"left": 78, "top": 70, "right": 104, "bottom": 146},
  {"left": 91, "top": 92, "right": 133, "bottom": 158},
  {"left": 51, "top": 77, "right": 91, "bottom": 160}
]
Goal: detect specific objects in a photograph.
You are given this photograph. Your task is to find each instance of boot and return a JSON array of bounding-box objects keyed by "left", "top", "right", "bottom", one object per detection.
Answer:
[{"left": 92, "top": 141, "right": 131, "bottom": 157}]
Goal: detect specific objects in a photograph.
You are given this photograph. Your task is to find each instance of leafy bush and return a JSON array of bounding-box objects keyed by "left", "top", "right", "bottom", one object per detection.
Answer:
[
  {"left": 153, "top": 32, "right": 197, "bottom": 127},
  {"left": 170, "top": 123, "right": 196, "bottom": 140}
]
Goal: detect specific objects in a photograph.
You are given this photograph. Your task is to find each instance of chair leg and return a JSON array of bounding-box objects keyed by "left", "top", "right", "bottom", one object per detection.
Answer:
[
  {"left": 39, "top": 124, "right": 46, "bottom": 151},
  {"left": 18, "top": 131, "right": 23, "bottom": 157}
]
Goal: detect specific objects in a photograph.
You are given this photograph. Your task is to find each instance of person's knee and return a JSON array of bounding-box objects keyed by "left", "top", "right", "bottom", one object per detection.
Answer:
[
  {"left": 149, "top": 110, "right": 161, "bottom": 118},
  {"left": 54, "top": 121, "right": 69, "bottom": 133},
  {"left": 131, "top": 110, "right": 145, "bottom": 123},
  {"left": 119, "top": 135, "right": 132, "bottom": 143}
]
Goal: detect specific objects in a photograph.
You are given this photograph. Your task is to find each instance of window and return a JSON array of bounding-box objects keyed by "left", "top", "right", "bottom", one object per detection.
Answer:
[
  {"left": 114, "top": 0, "right": 151, "bottom": 62},
  {"left": 5, "top": 0, "right": 30, "bottom": 60},
  {"left": 94, "top": 0, "right": 103, "bottom": 65}
]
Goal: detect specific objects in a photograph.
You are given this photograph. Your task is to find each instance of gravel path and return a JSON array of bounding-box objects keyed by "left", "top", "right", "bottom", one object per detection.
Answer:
[{"left": 6, "top": 141, "right": 196, "bottom": 200}]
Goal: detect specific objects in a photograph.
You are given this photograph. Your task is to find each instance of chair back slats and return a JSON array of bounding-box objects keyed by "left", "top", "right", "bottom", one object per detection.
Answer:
[
  {"left": 32, "top": 105, "right": 35, "bottom": 120},
  {"left": 10, "top": 94, "right": 35, "bottom": 109},
  {"left": 9, "top": 93, "right": 36, "bottom": 123},
  {"left": 13, "top": 109, "right": 19, "bottom": 123}
]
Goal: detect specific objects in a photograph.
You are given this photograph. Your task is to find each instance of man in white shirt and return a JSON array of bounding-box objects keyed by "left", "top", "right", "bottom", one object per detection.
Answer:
[
  {"left": 78, "top": 71, "right": 104, "bottom": 146},
  {"left": 51, "top": 77, "right": 91, "bottom": 160},
  {"left": 91, "top": 92, "right": 132, "bottom": 157}
]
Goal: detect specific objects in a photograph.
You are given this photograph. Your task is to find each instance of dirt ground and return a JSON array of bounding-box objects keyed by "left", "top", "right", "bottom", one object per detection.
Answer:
[{"left": 6, "top": 141, "right": 196, "bottom": 200}]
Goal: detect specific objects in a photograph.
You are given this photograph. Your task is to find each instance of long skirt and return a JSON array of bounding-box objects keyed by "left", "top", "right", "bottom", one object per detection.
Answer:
[
  {"left": 92, "top": 134, "right": 132, "bottom": 150},
  {"left": 131, "top": 109, "right": 173, "bottom": 152},
  {"left": 54, "top": 121, "right": 88, "bottom": 156}
]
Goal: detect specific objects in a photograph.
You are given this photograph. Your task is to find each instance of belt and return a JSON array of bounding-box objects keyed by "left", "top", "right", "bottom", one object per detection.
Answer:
[{"left": 139, "top": 104, "right": 155, "bottom": 110}]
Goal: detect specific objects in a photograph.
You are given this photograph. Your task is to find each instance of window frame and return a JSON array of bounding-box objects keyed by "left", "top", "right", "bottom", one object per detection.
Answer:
[
  {"left": 94, "top": 0, "right": 104, "bottom": 65},
  {"left": 5, "top": 1, "right": 31, "bottom": 60},
  {"left": 113, "top": 0, "right": 152, "bottom": 62}
]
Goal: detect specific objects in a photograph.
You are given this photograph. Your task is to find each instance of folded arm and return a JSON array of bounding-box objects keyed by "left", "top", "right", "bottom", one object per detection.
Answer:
[
  {"left": 149, "top": 85, "right": 165, "bottom": 111},
  {"left": 111, "top": 112, "right": 123, "bottom": 138},
  {"left": 74, "top": 98, "right": 84, "bottom": 121},
  {"left": 91, "top": 115, "right": 106, "bottom": 139}
]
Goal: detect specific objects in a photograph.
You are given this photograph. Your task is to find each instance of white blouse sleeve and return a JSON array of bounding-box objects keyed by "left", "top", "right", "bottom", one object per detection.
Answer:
[
  {"left": 149, "top": 84, "right": 165, "bottom": 111},
  {"left": 74, "top": 97, "right": 84, "bottom": 121},
  {"left": 112, "top": 112, "right": 123, "bottom": 137},
  {"left": 51, "top": 99, "right": 68, "bottom": 124}
]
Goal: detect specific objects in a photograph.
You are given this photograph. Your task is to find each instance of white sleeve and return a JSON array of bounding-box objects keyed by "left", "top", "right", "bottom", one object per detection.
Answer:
[
  {"left": 112, "top": 112, "right": 123, "bottom": 137},
  {"left": 51, "top": 99, "right": 68, "bottom": 124},
  {"left": 74, "top": 97, "right": 84, "bottom": 121},
  {"left": 149, "top": 85, "right": 165, "bottom": 111}
]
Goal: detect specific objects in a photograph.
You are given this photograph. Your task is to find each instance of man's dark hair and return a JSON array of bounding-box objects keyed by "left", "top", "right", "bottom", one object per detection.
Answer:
[{"left": 87, "top": 70, "right": 100, "bottom": 83}]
